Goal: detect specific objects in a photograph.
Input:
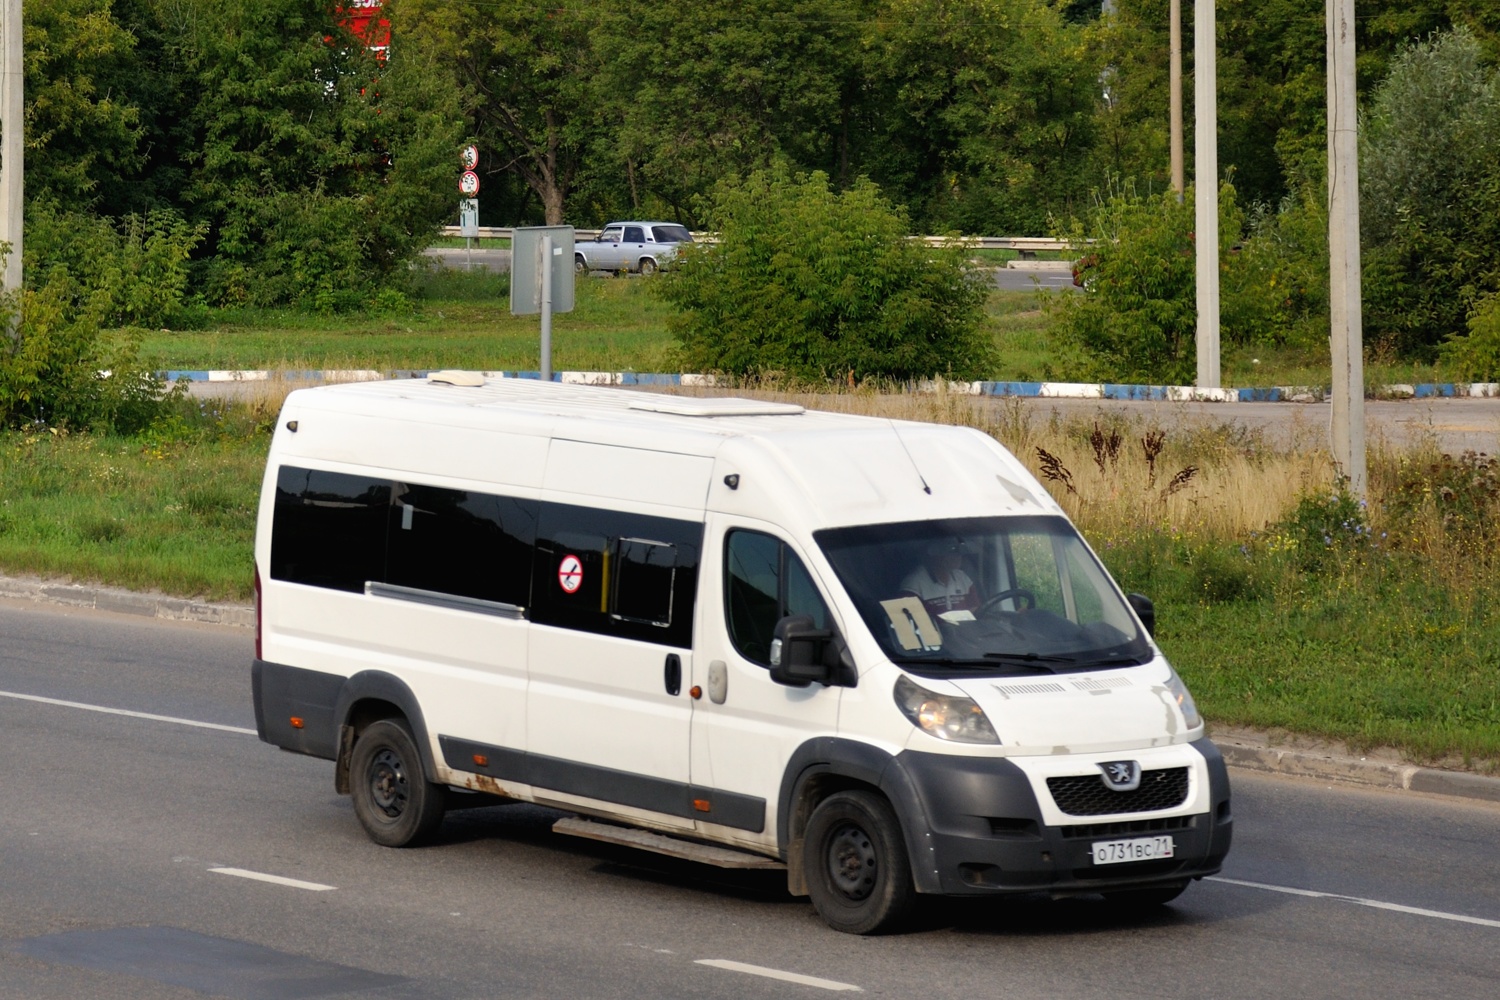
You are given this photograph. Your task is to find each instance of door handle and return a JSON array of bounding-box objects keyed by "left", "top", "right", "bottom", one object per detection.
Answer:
[{"left": 664, "top": 654, "right": 681, "bottom": 696}]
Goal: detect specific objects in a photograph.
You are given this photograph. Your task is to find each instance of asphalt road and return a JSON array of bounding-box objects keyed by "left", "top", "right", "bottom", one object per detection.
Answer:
[
  {"left": 4, "top": 602, "right": 1500, "bottom": 999},
  {"left": 421, "top": 247, "right": 1074, "bottom": 292}
]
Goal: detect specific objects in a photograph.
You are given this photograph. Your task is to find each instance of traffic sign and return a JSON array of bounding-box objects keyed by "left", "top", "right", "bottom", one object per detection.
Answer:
[
  {"left": 458, "top": 199, "right": 479, "bottom": 238},
  {"left": 459, "top": 170, "right": 480, "bottom": 196},
  {"left": 461, "top": 144, "right": 479, "bottom": 171}
]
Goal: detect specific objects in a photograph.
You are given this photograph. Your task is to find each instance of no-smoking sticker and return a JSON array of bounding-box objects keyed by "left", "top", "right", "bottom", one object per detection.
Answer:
[{"left": 557, "top": 554, "right": 583, "bottom": 594}]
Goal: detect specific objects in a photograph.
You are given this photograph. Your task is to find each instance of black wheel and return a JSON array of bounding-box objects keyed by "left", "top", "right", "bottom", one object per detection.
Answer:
[
  {"left": 977, "top": 587, "right": 1037, "bottom": 616},
  {"left": 637, "top": 257, "right": 658, "bottom": 276},
  {"left": 574, "top": 254, "right": 588, "bottom": 274},
  {"left": 803, "top": 791, "right": 915, "bottom": 934},
  {"left": 1101, "top": 882, "right": 1188, "bottom": 909},
  {"left": 350, "top": 719, "right": 446, "bottom": 847}
]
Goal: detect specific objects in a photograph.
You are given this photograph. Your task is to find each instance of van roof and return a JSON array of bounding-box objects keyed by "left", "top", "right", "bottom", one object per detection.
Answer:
[{"left": 276, "top": 377, "right": 1059, "bottom": 526}]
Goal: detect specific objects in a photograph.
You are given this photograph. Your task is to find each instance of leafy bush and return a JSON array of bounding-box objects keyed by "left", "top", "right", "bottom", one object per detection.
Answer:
[
  {"left": 657, "top": 167, "right": 993, "bottom": 380},
  {"left": 0, "top": 270, "right": 182, "bottom": 434},
  {"left": 1045, "top": 181, "right": 1250, "bottom": 383},
  {"left": 25, "top": 200, "right": 205, "bottom": 329},
  {"left": 1439, "top": 293, "right": 1500, "bottom": 380}
]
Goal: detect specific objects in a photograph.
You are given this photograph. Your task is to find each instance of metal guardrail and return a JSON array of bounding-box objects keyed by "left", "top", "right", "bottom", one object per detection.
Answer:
[{"left": 439, "top": 226, "right": 1073, "bottom": 254}]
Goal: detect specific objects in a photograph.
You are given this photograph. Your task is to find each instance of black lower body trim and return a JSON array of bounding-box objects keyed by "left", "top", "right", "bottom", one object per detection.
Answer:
[
  {"left": 252, "top": 660, "right": 344, "bottom": 759},
  {"left": 440, "top": 735, "right": 766, "bottom": 833}
]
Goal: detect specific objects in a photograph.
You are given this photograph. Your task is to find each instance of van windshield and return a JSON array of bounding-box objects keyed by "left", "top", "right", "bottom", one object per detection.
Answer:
[{"left": 815, "top": 515, "right": 1152, "bottom": 677}]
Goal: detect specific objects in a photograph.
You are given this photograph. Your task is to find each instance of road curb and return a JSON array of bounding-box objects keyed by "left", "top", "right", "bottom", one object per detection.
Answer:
[
  {"left": 5, "top": 574, "right": 1498, "bottom": 806},
  {"left": 1213, "top": 739, "right": 1500, "bottom": 805},
  {"left": 0, "top": 575, "right": 253, "bottom": 628}
]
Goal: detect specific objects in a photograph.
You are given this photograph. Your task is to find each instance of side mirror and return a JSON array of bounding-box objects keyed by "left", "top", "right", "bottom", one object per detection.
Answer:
[
  {"left": 1127, "top": 593, "right": 1156, "bottom": 637},
  {"left": 769, "top": 614, "right": 835, "bottom": 687}
]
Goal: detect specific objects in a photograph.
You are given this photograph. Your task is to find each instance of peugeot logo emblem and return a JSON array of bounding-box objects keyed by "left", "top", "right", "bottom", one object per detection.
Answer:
[{"left": 1099, "top": 760, "right": 1142, "bottom": 792}]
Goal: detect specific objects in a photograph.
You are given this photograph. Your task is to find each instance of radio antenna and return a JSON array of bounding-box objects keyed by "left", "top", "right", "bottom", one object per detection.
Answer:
[{"left": 889, "top": 421, "right": 932, "bottom": 494}]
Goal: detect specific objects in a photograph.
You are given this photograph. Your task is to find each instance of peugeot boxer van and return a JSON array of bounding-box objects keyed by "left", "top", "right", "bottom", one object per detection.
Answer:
[{"left": 252, "top": 375, "right": 1232, "bottom": 934}]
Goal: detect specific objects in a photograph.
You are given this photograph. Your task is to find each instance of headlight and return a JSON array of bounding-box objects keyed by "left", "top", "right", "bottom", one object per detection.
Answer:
[
  {"left": 893, "top": 675, "right": 999, "bottom": 744},
  {"left": 1164, "top": 668, "right": 1202, "bottom": 729}
]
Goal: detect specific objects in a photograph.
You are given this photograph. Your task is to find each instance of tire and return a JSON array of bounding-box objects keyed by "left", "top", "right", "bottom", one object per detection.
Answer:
[
  {"left": 803, "top": 790, "right": 915, "bottom": 934},
  {"left": 1101, "top": 881, "right": 1188, "bottom": 909},
  {"left": 574, "top": 254, "right": 588, "bottom": 275},
  {"left": 637, "top": 257, "right": 658, "bottom": 276},
  {"left": 349, "top": 719, "right": 446, "bottom": 848}
]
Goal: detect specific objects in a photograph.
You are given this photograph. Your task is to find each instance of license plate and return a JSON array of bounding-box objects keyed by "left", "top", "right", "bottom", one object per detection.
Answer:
[{"left": 1091, "top": 835, "right": 1175, "bottom": 865}]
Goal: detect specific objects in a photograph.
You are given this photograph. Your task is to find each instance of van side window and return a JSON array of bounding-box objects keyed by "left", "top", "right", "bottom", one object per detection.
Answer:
[
  {"left": 725, "top": 530, "right": 829, "bottom": 666},
  {"left": 611, "top": 537, "right": 677, "bottom": 627},
  {"left": 386, "top": 484, "right": 536, "bottom": 607},
  {"left": 531, "top": 502, "right": 702, "bottom": 648},
  {"left": 271, "top": 467, "right": 389, "bottom": 592}
]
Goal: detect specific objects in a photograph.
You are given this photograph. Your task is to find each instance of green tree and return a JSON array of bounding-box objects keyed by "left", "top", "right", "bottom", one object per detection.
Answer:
[
  {"left": 161, "top": 0, "right": 462, "bottom": 307},
  {"left": 859, "top": 0, "right": 1105, "bottom": 235},
  {"left": 23, "top": 0, "right": 145, "bottom": 207},
  {"left": 393, "top": 0, "right": 598, "bottom": 224},
  {"left": 658, "top": 167, "right": 993, "bottom": 380},
  {"left": 589, "top": 0, "right": 862, "bottom": 223},
  {"left": 1361, "top": 27, "right": 1500, "bottom": 356}
]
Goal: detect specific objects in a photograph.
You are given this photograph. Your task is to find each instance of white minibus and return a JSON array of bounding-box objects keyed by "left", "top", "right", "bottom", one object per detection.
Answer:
[{"left": 252, "top": 376, "right": 1231, "bottom": 933}]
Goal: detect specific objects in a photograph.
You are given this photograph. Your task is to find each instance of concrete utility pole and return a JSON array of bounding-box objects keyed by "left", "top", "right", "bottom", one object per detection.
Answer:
[
  {"left": 1194, "top": 0, "right": 1220, "bottom": 388},
  {"left": 1, "top": 0, "right": 23, "bottom": 307},
  {"left": 1327, "top": 0, "right": 1366, "bottom": 496},
  {"left": 1170, "top": 0, "right": 1184, "bottom": 200}
]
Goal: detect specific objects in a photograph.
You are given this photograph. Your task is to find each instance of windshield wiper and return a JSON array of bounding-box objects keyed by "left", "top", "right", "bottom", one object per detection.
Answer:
[
  {"left": 890, "top": 656, "right": 999, "bottom": 669},
  {"left": 980, "top": 651, "right": 1076, "bottom": 673}
]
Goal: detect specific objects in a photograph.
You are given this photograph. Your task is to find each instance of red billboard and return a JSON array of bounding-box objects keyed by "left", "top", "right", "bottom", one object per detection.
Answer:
[{"left": 337, "top": 1, "right": 389, "bottom": 55}]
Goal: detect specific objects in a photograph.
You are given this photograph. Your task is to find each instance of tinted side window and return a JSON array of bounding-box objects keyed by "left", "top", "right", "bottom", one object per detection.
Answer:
[
  {"left": 387, "top": 483, "right": 536, "bottom": 607},
  {"left": 725, "top": 530, "right": 829, "bottom": 666},
  {"left": 531, "top": 502, "right": 702, "bottom": 648},
  {"left": 623, "top": 226, "right": 645, "bottom": 242},
  {"left": 271, "top": 467, "right": 389, "bottom": 592}
]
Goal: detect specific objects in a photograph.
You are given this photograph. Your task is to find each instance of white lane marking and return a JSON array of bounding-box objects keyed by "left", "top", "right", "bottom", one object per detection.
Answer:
[
  {"left": 209, "top": 867, "right": 336, "bottom": 892},
  {"left": 696, "top": 959, "right": 862, "bottom": 992},
  {"left": 1210, "top": 876, "right": 1500, "bottom": 929},
  {"left": 0, "top": 689, "right": 257, "bottom": 735}
]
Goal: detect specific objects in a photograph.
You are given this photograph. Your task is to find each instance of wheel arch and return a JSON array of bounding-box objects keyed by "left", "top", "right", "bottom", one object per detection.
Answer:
[
  {"left": 333, "top": 671, "right": 436, "bottom": 796},
  {"left": 778, "top": 737, "right": 941, "bottom": 896}
]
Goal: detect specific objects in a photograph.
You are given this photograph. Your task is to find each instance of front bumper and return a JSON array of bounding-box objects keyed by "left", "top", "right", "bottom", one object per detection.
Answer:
[{"left": 890, "top": 739, "right": 1233, "bottom": 896}]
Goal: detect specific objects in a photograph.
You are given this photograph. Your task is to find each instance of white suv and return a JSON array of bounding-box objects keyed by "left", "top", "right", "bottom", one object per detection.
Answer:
[{"left": 574, "top": 221, "right": 693, "bottom": 275}]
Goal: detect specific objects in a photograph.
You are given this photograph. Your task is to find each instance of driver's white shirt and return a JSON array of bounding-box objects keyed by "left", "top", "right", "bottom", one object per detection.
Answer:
[{"left": 900, "top": 566, "right": 978, "bottom": 615}]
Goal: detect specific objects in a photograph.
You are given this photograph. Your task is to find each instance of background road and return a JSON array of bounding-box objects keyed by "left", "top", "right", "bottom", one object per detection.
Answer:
[
  {"left": 421, "top": 247, "right": 1074, "bottom": 292},
  {"left": 4, "top": 603, "right": 1500, "bottom": 999}
]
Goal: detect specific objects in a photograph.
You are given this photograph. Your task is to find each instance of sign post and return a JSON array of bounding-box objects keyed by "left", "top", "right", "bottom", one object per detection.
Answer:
[
  {"left": 510, "top": 226, "right": 575, "bottom": 381},
  {"left": 458, "top": 167, "right": 481, "bottom": 271}
]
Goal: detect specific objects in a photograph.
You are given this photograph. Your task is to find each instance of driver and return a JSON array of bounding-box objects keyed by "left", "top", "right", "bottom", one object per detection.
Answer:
[{"left": 900, "top": 539, "right": 980, "bottom": 617}]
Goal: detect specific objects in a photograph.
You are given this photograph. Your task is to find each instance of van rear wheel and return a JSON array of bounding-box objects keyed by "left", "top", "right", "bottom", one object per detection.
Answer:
[
  {"left": 804, "top": 790, "right": 915, "bottom": 934},
  {"left": 350, "top": 719, "right": 446, "bottom": 847}
]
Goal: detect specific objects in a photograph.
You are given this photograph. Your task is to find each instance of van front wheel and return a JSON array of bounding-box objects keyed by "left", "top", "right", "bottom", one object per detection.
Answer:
[
  {"left": 350, "top": 719, "right": 446, "bottom": 847},
  {"left": 804, "top": 791, "right": 915, "bottom": 934}
]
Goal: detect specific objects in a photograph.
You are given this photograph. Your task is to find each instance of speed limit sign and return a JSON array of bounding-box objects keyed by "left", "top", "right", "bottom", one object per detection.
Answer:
[{"left": 459, "top": 170, "right": 480, "bottom": 197}]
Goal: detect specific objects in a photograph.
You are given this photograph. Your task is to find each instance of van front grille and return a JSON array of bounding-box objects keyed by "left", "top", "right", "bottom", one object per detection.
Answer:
[{"left": 1046, "top": 767, "right": 1189, "bottom": 816}]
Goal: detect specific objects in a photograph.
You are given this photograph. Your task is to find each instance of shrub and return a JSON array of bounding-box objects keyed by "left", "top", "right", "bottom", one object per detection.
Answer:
[
  {"left": 1439, "top": 293, "right": 1500, "bottom": 380},
  {"left": 25, "top": 200, "right": 205, "bottom": 329},
  {"left": 1044, "top": 180, "right": 1249, "bottom": 384},
  {"left": 657, "top": 167, "right": 994, "bottom": 380},
  {"left": 0, "top": 259, "right": 183, "bottom": 434}
]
